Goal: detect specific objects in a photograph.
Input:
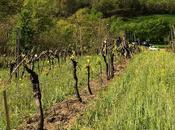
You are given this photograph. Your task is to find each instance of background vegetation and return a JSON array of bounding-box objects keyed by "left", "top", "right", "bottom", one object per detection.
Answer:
[{"left": 1, "top": 0, "right": 175, "bottom": 54}]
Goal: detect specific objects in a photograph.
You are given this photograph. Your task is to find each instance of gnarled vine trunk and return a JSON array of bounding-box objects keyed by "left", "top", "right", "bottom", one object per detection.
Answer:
[
  {"left": 71, "top": 59, "right": 82, "bottom": 102},
  {"left": 25, "top": 65, "right": 44, "bottom": 130}
]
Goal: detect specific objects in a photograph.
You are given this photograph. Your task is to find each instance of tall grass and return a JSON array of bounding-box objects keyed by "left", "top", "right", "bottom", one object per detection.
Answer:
[
  {"left": 73, "top": 51, "right": 175, "bottom": 130},
  {"left": 0, "top": 55, "right": 106, "bottom": 129}
]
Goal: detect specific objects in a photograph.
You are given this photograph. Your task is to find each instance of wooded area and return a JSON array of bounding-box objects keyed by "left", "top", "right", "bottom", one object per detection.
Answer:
[{"left": 1, "top": 0, "right": 175, "bottom": 55}]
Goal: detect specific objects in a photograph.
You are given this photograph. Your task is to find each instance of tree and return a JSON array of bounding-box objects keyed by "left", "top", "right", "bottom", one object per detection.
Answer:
[{"left": 17, "top": 9, "right": 34, "bottom": 54}]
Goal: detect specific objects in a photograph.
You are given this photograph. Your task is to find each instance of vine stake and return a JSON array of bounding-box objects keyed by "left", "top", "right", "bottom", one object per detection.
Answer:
[{"left": 3, "top": 90, "right": 10, "bottom": 130}]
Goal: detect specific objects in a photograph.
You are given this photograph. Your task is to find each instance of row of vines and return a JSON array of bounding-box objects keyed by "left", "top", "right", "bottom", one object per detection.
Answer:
[{"left": 0, "top": 31, "right": 141, "bottom": 129}]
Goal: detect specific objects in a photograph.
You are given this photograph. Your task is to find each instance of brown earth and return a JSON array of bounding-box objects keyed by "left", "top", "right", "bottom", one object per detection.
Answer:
[{"left": 17, "top": 59, "right": 128, "bottom": 130}]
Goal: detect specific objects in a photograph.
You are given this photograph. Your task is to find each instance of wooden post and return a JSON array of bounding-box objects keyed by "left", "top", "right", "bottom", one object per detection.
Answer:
[
  {"left": 102, "top": 42, "right": 110, "bottom": 80},
  {"left": 123, "top": 32, "right": 127, "bottom": 49},
  {"left": 172, "top": 25, "right": 175, "bottom": 38},
  {"left": 123, "top": 32, "right": 131, "bottom": 58},
  {"left": 30, "top": 55, "right": 35, "bottom": 71},
  {"left": 71, "top": 58, "right": 82, "bottom": 102},
  {"left": 3, "top": 90, "right": 10, "bottom": 130},
  {"left": 24, "top": 65, "right": 44, "bottom": 130},
  {"left": 107, "top": 49, "right": 111, "bottom": 80},
  {"left": 9, "top": 62, "right": 16, "bottom": 79},
  {"left": 99, "top": 61, "right": 103, "bottom": 87},
  {"left": 15, "top": 29, "right": 21, "bottom": 78},
  {"left": 37, "top": 59, "right": 40, "bottom": 72},
  {"left": 110, "top": 53, "right": 115, "bottom": 79}
]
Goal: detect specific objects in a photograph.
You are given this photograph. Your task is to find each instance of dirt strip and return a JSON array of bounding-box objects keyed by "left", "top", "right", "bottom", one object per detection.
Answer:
[{"left": 17, "top": 59, "right": 128, "bottom": 130}]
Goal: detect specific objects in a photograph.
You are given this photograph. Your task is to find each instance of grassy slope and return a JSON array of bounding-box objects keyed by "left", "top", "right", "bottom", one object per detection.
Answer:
[
  {"left": 73, "top": 51, "right": 175, "bottom": 130},
  {"left": 128, "top": 15, "right": 175, "bottom": 23},
  {"left": 0, "top": 55, "right": 108, "bottom": 129},
  {"left": 111, "top": 14, "right": 175, "bottom": 27}
]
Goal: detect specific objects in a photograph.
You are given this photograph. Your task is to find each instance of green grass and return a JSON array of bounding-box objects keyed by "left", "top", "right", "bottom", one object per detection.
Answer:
[
  {"left": 153, "top": 44, "right": 170, "bottom": 48},
  {"left": 0, "top": 55, "right": 110, "bottom": 129},
  {"left": 0, "top": 56, "right": 12, "bottom": 68},
  {"left": 73, "top": 51, "right": 175, "bottom": 130}
]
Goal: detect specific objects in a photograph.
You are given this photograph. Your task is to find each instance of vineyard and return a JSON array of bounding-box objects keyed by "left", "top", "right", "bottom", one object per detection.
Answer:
[
  {"left": 1, "top": 0, "right": 175, "bottom": 130},
  {"left": 1, "top": 47, "right": 175, "bottom": 130},
  {"left": 0, "top": 55, "right": 105, "bottom": 129},
  {"left": 0, "top": 37, "right": 137, "bottom": 129}
]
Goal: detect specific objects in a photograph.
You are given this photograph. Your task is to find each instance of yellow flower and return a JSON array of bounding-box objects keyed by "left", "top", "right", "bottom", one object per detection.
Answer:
[{"left": 86, "top": 56, "right": 90, "bottom": 65}]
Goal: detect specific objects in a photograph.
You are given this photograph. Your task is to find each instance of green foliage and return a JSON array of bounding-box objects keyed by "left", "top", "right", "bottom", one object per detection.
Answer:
[
  {"left": 36, "top": 8, "right": 106, "bottom": 53},
  {"left": 1, "top": 0, "right": 175, "bottom": 53},
  {"left": 23, "top": 0, "right": 55, "bottom": 32},
  {"left": 17, "top": 9, "right": 34, "bottom": 53},
  {"left": 91, "top": 0, "right": 175, "bottom": 16},
  {"left": 0, "top": 0, "right": 23, "bottom": 19},
  {"left": 92, "top": 0, "right": 116, "bottom": 15},
  {"left": 142, "top": 0, "right": 175, "bottom": 14},
  {"left": 73, "top": 51, "right": 175, "bottom": 130},
  {"left": 91, "top": 0, "right": 141, "bottom": 16},
  {"left": 110, "top": 15, "right": 173, "bottom": 43},
  {"left": 37, "top": 19, "right": 76, "bottom": 50}
]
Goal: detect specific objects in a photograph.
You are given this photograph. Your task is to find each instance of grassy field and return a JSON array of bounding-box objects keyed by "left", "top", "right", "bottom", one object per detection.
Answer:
[
  {"left": 73, "top": 51, "right": 175, "bottom": 130},
  {"left": 0, "top": 55, "right": 109, "bottom": 129}
]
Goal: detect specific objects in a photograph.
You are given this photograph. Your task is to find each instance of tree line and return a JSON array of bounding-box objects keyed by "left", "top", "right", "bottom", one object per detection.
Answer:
[{"left": 0, "top": 0, "right": 175, "bottom": 55}]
